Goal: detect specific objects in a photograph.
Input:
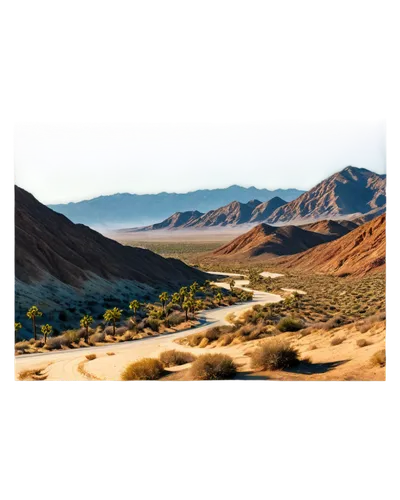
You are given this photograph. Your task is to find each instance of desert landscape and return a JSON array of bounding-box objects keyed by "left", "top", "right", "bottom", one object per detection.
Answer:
[{"left": 15, "top": 166, "right": 386, "bottom": 381}]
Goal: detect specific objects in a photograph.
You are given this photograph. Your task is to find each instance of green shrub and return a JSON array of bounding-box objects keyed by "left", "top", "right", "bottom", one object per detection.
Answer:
[
  {"left": 250, "top": 340, "right": 300, "bottom": 370},
  {"left": 190, "top": 354, "right": 237, "bottom": 380},
  {"left": 146, "top": 318, "right": 161, "bottom": 332},
  {"left": 121, "top": 358, "right": 165, "bottom": 380},
  {"left": 277, "top": 317, "right": 304, "bottom": 332},
  {"left": 159, "top": 350, "right": 196, "bottom": 367}
]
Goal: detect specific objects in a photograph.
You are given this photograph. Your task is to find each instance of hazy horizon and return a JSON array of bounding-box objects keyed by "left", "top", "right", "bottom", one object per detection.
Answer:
[{"left": 15, "top": 121, "right": 386, "bottom": 204}]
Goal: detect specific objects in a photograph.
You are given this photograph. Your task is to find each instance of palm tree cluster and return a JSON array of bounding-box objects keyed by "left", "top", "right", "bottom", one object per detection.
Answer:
[{"left": 15, "top": 279, "right": 252, "bottom": 346}]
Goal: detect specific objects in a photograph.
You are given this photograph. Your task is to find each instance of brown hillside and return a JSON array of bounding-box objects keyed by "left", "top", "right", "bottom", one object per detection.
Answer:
[
  {"left": 15, "top": 186, "right": 207, "bottom": 288},
  {"left": 267, "top": 166, "right": 386, "bottom": 223},
  {"left": 185, "top": 200, "right": 262, "bottom": 227},
  {"left": 127, "top": 210, "right": 204, "bottom": 232},
  {"left": 249, "top": 196, "right": 287, "bottom": 222},
  {"left": 212, "top": 223, "right": 336, "bottom": 259},
  {"left": 271, "top": 214, "right": 386, "bottom": 277},
  {"left": 300, "top": 219, "right": 357, "bottom": 237}
]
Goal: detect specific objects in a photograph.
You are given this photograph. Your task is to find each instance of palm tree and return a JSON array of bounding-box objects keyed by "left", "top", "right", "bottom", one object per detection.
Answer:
[
  {"left": 171, "top": 292, "right": 180, "bottom": 306},
  {"left": 129, "top": 300, "right": 140, "bottom": 320},
  {"left": 26, "top": 306, "right": 43, "bottom": 340},
  {"left": 190, "top": 282, "right": 199, "bottom": 297},
  {"left": 179, "top": 286, "right": 188, "bottom": 309},
  {"left": 182, "top": 298, "right": 192, "bottom": 322},
  {"left": 104, "top": 307, "right": 123, "bottom": 336},
  {"left": 15, "top": 322, "right": 22, "bottom": 341},
  {"left": 159, "top": 292, "right": 169, "bottom": 316},
  {"left": 41, "top": 324, "right": 53, "bottom": 344},
  {"left": 80, "top": 314, "right": 93, "bottom": 343},
  {"left": 229, "top": 279, "right": 235, "bottom": 292}
]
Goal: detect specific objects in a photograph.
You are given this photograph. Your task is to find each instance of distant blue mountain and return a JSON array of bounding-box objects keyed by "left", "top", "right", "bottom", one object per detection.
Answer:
[{"left": 48, "top": 185, "right": 304, "bottom": 228}]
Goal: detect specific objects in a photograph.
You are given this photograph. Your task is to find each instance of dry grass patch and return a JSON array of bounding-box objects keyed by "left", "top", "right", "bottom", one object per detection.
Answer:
[
  {"left": 159, "top": 350, "right": 196, "bottom": 367},
  {"left": 277, "top": 317, "right": 304, "bottom": 332},
  {"left": 121, "top": 358, "right": 165, "bottom": 380},
  {"left": 250, "top": 340, "right": 300, "bottom": 371},
  {"left": 370, "top": 349, "right": 386, "bottom": 367},
  {"left": 190, "top": 354, "right": 237, "bottom": 380}
]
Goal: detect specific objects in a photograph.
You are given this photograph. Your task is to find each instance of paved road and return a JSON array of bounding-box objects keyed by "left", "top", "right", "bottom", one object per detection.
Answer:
[{"left": 15, "top": 272, "right": 283, "bottom": 380}]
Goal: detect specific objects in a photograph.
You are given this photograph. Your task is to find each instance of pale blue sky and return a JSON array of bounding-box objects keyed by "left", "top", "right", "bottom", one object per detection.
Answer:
[{"left": 15, "top": 120, "right": 386, "bottom": 204}]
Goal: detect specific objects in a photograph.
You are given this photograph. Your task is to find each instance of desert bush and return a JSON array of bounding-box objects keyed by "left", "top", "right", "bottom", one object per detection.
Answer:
[
  {"left": 357, "top": 338, "right": 371, "bottom": 348},
  {"left": 370, "top": 349, "right": 386, "bottom": 367},
  {"left": 15, "top": 341, "right": 30, "bottom": 352},
  {"left": 46, "top": 335, "right": 65, "bottom": 350},
  {"left": 63, "top": 329, "right": 84, "bottom": 345},
  {"left": 204, "top": 326, "right": 224, "bottom": 341},
  {"left": 199, "top": 337, "right": 209, "bottom": 348},
  {"left": 166, "top": 311, "right": 186, "bottom": 327},
  {"left": 218, "top": 333, "right": 234, "bottom": 346},
  {"left": 34, "top": 340, "right": 45, "bottom": 348},
  {"left": 250, "top": 340, "right": 300, "bottom": 370},
  {"left": 121, "top": 358, "right": 165, "bottom": 380},
  {"left": 190, "top": 354, "right": 237, "bottom": 380},
  {"left": 86, "top": 354, "right": 97, "bottom": 360},
  {"left": 159, "top": 350, "right": 196, "bottom": 367},
  {"left": 107, "top": 352, "right": 115, "bottom": 356},
  {"left": 146, "top": 318, "right": 161, "bottom": 332},
  {"left": 330, "top": 336, "right": 345, "bottom": 346},
  {"left": 89, "top": 330, "right": 106, "bottom": 344},
  {"left": 277, "top": 317, "right": 304, "bottom": 332},
  {"left": 187, "top": 332, "right": 204, "bottom": 347},
  {"left": 115, "top": 326, "right": 128, "bottom": 336}
]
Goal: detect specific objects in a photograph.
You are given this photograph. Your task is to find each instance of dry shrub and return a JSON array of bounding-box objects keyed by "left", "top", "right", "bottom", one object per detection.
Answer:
[
  {"left": 309, "top": 344, "right": 317, "bottom": 350},
  {"left": 121, "top": 358, "right": 165, "bottom": 380},
  {"left": 146, "top": 318, "right": 161, "bottom": 332},
  {"left": 46, "top": 335, "right": 66, "bottom": 350},
  {"left": 187, "top": 332, "right": 204, "bottom": 347},
  {"left": 159, "top": 350, "right": 196, "bottom": 367},
  {"left": 63, "top": 329, "right": 84, "bottom": 345},
  {"left": 370, "top": 349, "right": 386, "bottom": 367},
  {"left": 166, "top": 311, "right": 186, "bottom": 327},
  {"left": 250, "top": 340, "right": 300, "bottom": 370},
  {"left": 190, "top": 354, "right": 237, "bottom": 380},
  {"left": 107, "top": 352, "right": 115, "bottom": 356},
  {"left": 199, "top": 337, "right": 209, "bottom": 348},
  {"left": 85, "top": 354, "right": 97, "bottom": 360},
  {"left": 204, "top": 327, "right": 222, "bottom": 341},
  {"left": 115, "top": 326, "right": 128, "bottom": 336},
  {"left": 218, "top": 333, "right": 234, "bottom": 346},
  {"left": 15, "top": 341, "right": 30, "bottom": 353},
  {"left": 277, "top": 317, "right": 304, "bottom": 332},
  {"left": 356, "top": 338, "right": 371, "bottom": 348},
  {"left": 331, "top": 336, "right": 345, "bottom": 346},
  {"left": 89, "top": 330, "right": 106, "bottom": 344}
]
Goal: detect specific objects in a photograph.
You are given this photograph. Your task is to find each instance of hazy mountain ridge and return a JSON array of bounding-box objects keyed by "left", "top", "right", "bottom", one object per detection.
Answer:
[{"left": 48, "top": 185, "right": 303, "bottom": 227}]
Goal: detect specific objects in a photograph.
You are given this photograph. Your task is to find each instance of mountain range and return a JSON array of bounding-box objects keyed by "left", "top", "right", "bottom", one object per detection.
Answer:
[
  {"left": 127, "top": 166, "right": 385, "bottom": 232},
  {"left": 48, "top": 185, "right": 303, "bottom": 228}
]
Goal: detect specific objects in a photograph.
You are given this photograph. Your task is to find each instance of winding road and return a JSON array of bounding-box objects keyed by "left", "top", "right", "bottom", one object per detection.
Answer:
[{"left": 15, "top": 272, "right": 287, "bottom": 381}]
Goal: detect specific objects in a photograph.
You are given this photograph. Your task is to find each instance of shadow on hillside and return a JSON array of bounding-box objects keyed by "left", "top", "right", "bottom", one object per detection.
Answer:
[{"left": 285, "top": 359, "right": 349, "bottom": 375}]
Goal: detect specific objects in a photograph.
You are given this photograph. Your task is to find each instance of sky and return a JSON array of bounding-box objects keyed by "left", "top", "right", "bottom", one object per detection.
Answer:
[{"left": 14, "top": 120, "right": 385, "bottom": 205}]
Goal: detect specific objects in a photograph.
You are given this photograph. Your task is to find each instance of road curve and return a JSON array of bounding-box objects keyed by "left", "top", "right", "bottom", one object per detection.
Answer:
[{"left": 15, "top": 273, "right": 283, "bottom": 381}]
